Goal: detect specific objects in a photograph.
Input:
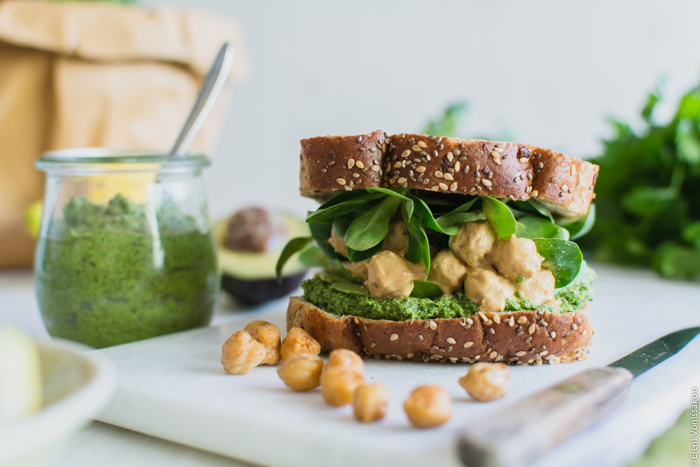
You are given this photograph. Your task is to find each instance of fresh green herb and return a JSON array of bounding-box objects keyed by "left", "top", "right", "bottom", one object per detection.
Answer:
[
  {"left": 330, "top": 281, "right": 369, "bottom": 296},
  {"left": 297, "top": 245, "right": 324, "bottom": 268},
  {"left": 579, "top": 80, "right": 700, "bottom": 279},
  {"left": 410, "top": 280, "right": 444, "bottom": 298},
  {"left": 436, "top": 212, "right": 486, "bottom": 235},
  {"left": 344, "top": 196, "right": 402, "bottom": 251},
  {"left": 556, "top": 204, "right": 596, "bottom": 241},
  {"left": 424, "top": 102, "right": 469, "bottom": 137},
  {"left": 517, "top": 217, "right": 569, "bottom": 241},
  {"left": 403, "top": 213, "right": 431, "bottom": 271},
  {"left": 346, "top": 241, "right": 384, "bottom": 263},
  {"left": 534, "top": 238, "right": 583, "bottom": 288},
  {"left": 514, "top": 290, "right": 524, "bottom": 299},
  {"left": 275, "top": 236, "right": 312, "bottom": 281},
  {"left": 483, "top": 196, "right": 517, "bottom": 239}
]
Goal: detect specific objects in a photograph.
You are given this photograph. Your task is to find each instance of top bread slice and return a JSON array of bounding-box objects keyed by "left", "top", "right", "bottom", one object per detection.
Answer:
[{"left": 300, "top": 130, "right": 598, "bottom": 216}]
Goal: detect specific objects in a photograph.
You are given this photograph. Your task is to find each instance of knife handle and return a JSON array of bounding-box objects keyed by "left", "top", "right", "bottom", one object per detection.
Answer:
[{"left": 458, "top": 367, "right": 633, "bottom": 467}]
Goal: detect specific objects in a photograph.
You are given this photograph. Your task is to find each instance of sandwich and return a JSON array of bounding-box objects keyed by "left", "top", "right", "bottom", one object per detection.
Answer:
[{"left": 277, "top": 130, "right": 599, "bottom": 365}]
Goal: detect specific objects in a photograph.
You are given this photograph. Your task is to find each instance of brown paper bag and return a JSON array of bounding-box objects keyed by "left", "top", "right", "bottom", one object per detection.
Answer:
[{"left": 0, "top": 1, "right": 249, "bottom": 267}]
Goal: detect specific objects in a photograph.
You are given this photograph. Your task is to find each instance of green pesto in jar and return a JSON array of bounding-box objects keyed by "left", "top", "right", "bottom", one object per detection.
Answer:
[
  {"left": 302, "top": 262, "right": 596, "bottom": 322},
  {"left": 35, "top": 194, "right": 218, "bottom": 348}
]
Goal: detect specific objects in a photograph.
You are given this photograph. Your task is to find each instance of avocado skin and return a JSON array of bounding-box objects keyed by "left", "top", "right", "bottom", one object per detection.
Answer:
[{"left": 221, "top": 271, "right": 307, "bottom": 305}]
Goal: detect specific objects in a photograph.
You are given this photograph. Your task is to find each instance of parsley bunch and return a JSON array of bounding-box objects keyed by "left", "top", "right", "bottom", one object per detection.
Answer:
[{"left": 579, "top": 82, "right": 700, "bottom": 279}]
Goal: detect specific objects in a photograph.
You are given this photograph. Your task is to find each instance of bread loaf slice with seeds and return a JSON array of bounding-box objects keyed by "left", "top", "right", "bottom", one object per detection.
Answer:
[
  {"left": 287, "top": 296, "right": 593, "bottom": 365},
  {"left": 299, "top": 131, "right": 598, "bottom": 216}
]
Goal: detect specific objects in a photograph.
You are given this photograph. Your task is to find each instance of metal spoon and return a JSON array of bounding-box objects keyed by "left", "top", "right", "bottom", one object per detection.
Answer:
[{"left": 170, "top": 43, "right": 235, "bottom": 155}]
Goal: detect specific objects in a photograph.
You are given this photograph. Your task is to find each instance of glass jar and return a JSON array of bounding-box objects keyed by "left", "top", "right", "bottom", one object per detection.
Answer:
[{"left": 35, "top": 149, "right": 219, "bottom": 348}]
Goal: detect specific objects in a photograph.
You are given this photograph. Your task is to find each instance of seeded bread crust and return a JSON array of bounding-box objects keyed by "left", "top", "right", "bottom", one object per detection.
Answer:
[
  {"left": 300, "top": 132, "right": 598, "bottom": 216},
  {"left": 287, "top": 296, "right": 593, "bottom": 365}
]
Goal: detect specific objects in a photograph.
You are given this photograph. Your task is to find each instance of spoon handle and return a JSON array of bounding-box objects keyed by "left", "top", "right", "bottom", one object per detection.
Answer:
[{"left": 171, "top": 43, "right": 235, "bottom": 155}]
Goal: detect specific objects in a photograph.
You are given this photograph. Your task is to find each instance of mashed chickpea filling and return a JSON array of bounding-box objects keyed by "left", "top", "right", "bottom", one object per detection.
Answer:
[{"left": 326, "top": 220, "right": 565, "bottom": 313}]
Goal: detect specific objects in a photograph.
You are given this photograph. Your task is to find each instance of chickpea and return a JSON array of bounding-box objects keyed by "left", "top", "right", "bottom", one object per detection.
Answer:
[
  {"left": 280, "top": 327, "right": 321, "bottom": 361},
  {"left": 244, "top": 320, "right": 271, "bottom": 332},
  {"left": 221, "top": 331, "right": 266, "bottom": 375},
  {"left": 459, "top": 362, "right": 510, "bottom": 402},
  {"left": 403, "top": 385, "right": 451, "bottom": 428},
  {"left": 277, "top": 353, "right": 324, "bottom": 391},
  {"left": 320, "top": 367, "right": 364, "bottom": 407},
  {"left": 353, "top": 384, "right": 389, "bottom": 423},
  {"left": 326, "top": 348, "right": 364, "bottom": 375},
  {"left": 247, "top": 323, "right": 281, "bottom": 365}
]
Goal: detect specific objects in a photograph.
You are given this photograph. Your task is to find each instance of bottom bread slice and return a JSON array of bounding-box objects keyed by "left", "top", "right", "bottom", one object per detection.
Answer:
[{"left": 287, "top": 296, "right": 593, "bottom": 365}]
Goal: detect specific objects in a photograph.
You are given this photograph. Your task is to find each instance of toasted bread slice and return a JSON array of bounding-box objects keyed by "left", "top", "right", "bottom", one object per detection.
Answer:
[
  {"left": 300, "top": 131, "right": 598, "bottom": 216},
  {"left": 287, "top": 296, "right": 593, "bottom": 365}
]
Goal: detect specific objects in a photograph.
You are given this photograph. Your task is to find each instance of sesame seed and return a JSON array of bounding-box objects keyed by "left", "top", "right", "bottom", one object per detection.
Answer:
[
  {"left": 582, "top": 330, "right": 587, "bottom": 336},
  {"left": 491, "top": 150, "right": 500, "bottom": 158},
  {"left": 401, "top": 150, "right": 411, "bottom": 158},
  {"left": 439, "top": 144, "right": 444, "bottom": 150},
  {"left": 508, "top": 317, "right": 515, "bottom": 327},
  {"left": 357, "top": 136, "right": 363, "bottom": 142},
  {"left": 463, "top": 342, "right": 474, "bottom": 349},
  {"left": 429, "top": 320, "right": 437, "bottom": 330},
  {"left": 518, "top": 317, "right": 528, "bottom": 324},
  {"left": 489, "top": 351, "right": 497, "bottom": 359},
  {"left": 446, "top": 337, "right": 456, "bottom": 345},
  {"left": 450, "top": 182, "right": 458, "bottom": 191},
  {"left": 432, "top": 345, "right": 439, "bottom": 350},
  {"left": 321, "top": 168, "right": 327, "bottom": 173},
  {"left": 408, "top": 137, "right": 415, "bottom": 144},
  {"left": 519, "top": 158, "right": 528, "bottom": 164},
  {"left": 464, "top": 166, "right": 470, "bottom": 174},
  {"left": 369, "top": 147, "right": 377, "bottom": 153},
  {"left": 538, "top": 162, "right": 544, "bottom": 169},
  {"left": 562, "top": 184, "right": 569, "bottom": 191},
  {"left": 394, "top": 162, "right": 402, "bottom": 168},
  {"left": 455, "top": 161, "right": 461, "bottom": 172},
  {"left": 430, "top": 185, "right": 439, "bottom": 191},
  {"left": 551, "top": 331, "right": 556, "bottom": 338},
  {"left": 371, "top": 342, "right": 376, "bottom": 347},
  {"left": 352, "top": 173, "right": 360, "bottom": 178},
  {"left": 418, "top": 334, "right": 424, "bottom": 341},
  {"left": 381, "top": 144, "right": 387, "bottom": 153},
  {"left": 528, "top": 323, "right": 536, "bottom": 334},
  {"left": 385, "top": 355, "right": 391, "bottom": 359},
  {"left": 336, "top": 178, "right": 346, "bottom": 186},
  {"left": 449, "top": 357, "right": 458, "bottom": 363},
  {"left": 407, "top": 353, "right": 414, "bottom": 358},
  {"left": 571, "top": 323, "right": 578, "bottom": 330},
  {"left": 492, "top": 314, "right": 501, "bottom": 324},
  {"left": 439, "top": 181, "right": 448, "bottom": 190},
  {"left": 540, "top": 350, "right": 548, "bottom": 356},
  {"left": 531, "top": 190, "right": 539, "bottom": 197},
  {"left": 428, "top": 135, "right": 435, "bottom": 140},
  {"left": 329, "top": 160, "right": 335, "bottom": 166},
  {"left": 344, "top": 186, "right": 352, "bottom": 191},
  {"left": 356, "top": 161, "right": 365, "bottom": 169},
  {"left": 416, "top": 166, "right": 426, "bottom": 173},
  {"left": 371, "top": 165, "right": 380, "bottom": 172},
  {"left": 525, "top": 336, "right": 533, "bottom": 344},
  {"left": 515, "top": 351, "right": 527, "bottom": 357},
  {"left": 493, "top": 156, "right": 501, "bottom": 165},
  {"left": 390, "top": 333, "right": 399, "bottom": 341},
  {"left": 397, "top": 177, "right": 407, "bottom": 184},
  {"left": 412, "top": 144, "right": 421, "bottom": 152},
  {"left": 434, "top": 170, "right": 444, "bottom": 178},
  {"left": 417, "top": 141, "right": 427, "bottom": 148},
  {"left": 482, "top": 179, "right": 492, "bottom": 187},
  {"left": 527, "top": 173, "right": 533, "bottom": 180},
  {"left": 447, "top": 153, "right": 454, "bottom": 162}
]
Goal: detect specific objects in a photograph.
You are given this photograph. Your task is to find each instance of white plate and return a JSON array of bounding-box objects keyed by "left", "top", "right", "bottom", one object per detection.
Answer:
[
  {"left": 94, "top": 264, "right": 700, "bottom": 467},
  {"left": 0, "top": 339, "right": 116, "bottom": 467}
]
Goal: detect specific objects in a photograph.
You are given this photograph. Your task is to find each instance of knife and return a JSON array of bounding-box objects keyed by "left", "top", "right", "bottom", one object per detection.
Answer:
[{"left": 458, "top": 326, "right": 700, "bottom": 467}]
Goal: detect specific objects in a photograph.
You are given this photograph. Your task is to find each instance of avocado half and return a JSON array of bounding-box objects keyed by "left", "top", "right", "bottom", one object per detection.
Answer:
[{"left": 215, "top": 213, "right": 309, "bottom": 305}]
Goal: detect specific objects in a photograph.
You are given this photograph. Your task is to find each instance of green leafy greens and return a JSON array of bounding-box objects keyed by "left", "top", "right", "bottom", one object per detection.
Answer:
[{"left": 579, "top": 80, "right": 700, "bottom": 280}]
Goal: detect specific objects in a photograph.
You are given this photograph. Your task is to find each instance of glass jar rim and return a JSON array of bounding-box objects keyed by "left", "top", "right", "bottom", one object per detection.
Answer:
[{"left": 36, "top": 148, "right": 210, "bottom": 173}]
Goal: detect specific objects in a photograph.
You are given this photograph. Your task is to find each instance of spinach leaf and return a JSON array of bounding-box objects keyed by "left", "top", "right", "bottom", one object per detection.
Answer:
[
  {"left": 330, "top": 281, "right": 369, "bottom": 296},
  {"left": 325, "top": 258, "right": 365, "bottom": 284},
  {"left": 347, "top": 240, "right": 384, "bottom": 262},
  {"left": 298, "top": 245, "right": 324, "bottom": 268},
  {"left": 483, "top": 197, "right": 517, "bottom": 239},
  {"left": 366, "top": 186, "right": 411, "bottom": 200},
  {"left": 309, "top": 222, "right": 343, "bottom": 260},
  {"left": 344, "top": 196, "right": 402, "bottom": 251},
  {"left": 412, "top": 196, "right": 451, "bottom": 234},
  {"left": 436, "top": 212, "right": 486, "bottom": 235},
  {"left": 306, "top": 193, "right": 383, "bottom": 223},
  {"left": 517, "top": 217, "right": 569, "bottom": 240},
  {"left": 275, "top": 236, "right": 312, "bottom": 281},
  {"left": 403, "top": 211, "right": 431, "bottom": 271},
  {"left": 332, "top": 214, "right": 353, "bottom": 237},
  {"left": 402, "top": 198, "right": 414, "bottom": 223},
  {"left": 528, "top": 199, "right": 555, "bottom": 223},
  {"left": 556, "top": 204, "right": 596, "bottom": 241},
  {"left": 534, "top": 238, "right": 583, "bottom": 288},
  {"left": 410, "top": 280, "right": 443, "bottom": 298}
]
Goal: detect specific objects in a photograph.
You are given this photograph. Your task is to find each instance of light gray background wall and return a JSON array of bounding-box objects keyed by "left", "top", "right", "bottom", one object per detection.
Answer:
[{"left": 144, "top": 0, "right": 700, "bottom": 220}]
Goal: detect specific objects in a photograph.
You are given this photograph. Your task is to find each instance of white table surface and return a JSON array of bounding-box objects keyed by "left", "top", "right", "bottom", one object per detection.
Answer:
[
  {"left": 0, "top": 268, "right": 254, "bottom": 467},
  {"left": 1, "top": 265, "right": 698, "bottom": 467}
]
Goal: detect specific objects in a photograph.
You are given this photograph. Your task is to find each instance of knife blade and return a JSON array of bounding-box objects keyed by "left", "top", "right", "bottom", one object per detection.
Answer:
[{"left": 458, "top": 327, "right": 700, "bottom": 467}]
